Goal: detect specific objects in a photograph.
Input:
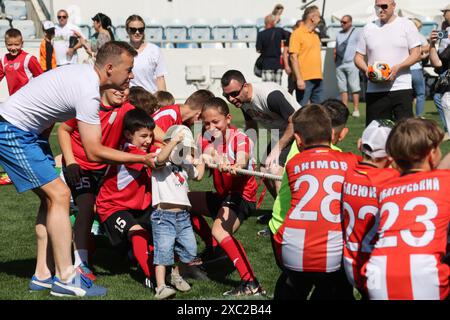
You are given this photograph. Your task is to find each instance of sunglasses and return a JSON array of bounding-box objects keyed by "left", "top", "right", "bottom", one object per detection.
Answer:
[
  {"left": 57, "top": 15, "right": 67, "bottom": 19},
  {"left": 340, "top": 20, "right": 349, "bottom": 24},
  {"left": 374, "top": 4, "right": 389, "bottom": 10},
  {"left": 128, "top": 27, "right": 145, "bottom": 34},
  {"left": 223, "top": 83, "right": 245, "bottom": 99}
]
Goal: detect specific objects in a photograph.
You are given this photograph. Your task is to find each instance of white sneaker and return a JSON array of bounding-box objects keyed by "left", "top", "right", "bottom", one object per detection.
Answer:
[
  {"left": 352, "top": 110, "right": 360, "bottom": 117},
  {"left": 170, "top": 273, "right": 191, "bottom": 292},
  {"left": 155, "top": 285, "right": 176, "bottom": 300}
]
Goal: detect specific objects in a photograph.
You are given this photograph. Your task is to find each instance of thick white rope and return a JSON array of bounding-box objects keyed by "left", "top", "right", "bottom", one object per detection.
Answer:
[{"left": 206, "top": 163, "right": 283, "bottom": 181}]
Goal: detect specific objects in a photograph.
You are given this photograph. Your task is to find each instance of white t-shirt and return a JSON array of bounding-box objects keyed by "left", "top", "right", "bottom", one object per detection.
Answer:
[
  {"left": 54, "top": 23, "right": 83, "bottom": 66},
  {"left": 130, "top": 43, "right": 168, "bottom": 94},
  {"left": 356, "top": 16, "right": 422, "bottom": 93},
  {"left": 0, "top": 64, "right": 100, "bottom": 134},
  {"left": 244, "top": 82, "right": 301, "bottom": 133},
  {"left": 411, "top": 33, "right": 428, "bottom": 70},
  {"left": 151, "top": 160, "right": 198, "bottom": 208}
]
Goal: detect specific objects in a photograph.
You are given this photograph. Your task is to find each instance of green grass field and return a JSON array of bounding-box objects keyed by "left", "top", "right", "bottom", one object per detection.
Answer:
[{"left": 0, "top": 100, "right": 448, "bottom": 300}]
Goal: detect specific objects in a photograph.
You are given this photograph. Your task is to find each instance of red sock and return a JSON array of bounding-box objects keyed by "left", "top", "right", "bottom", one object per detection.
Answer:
[
  {"left": 191, "top": 214, "right": 217, "bottom": 248},
  {"left": 130, "top": 229, "right": 154, "bottom": 278},
  {"left": 219, "top": 235, "right": 255, "bottom": 282}
]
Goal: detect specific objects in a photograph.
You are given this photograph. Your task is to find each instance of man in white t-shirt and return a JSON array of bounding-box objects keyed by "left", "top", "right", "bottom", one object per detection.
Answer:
[
  {"left": 0, "top": 42, "right": 156, "bottom": 297},
  {"left": 54, "top": 9, "right": 84, "bottom": 66},
  {"left": 221, "top": 69, "right": 301, "bottom": 197},
  {"left": 354, "top": 0, "right": 421, "bottom": 126}
]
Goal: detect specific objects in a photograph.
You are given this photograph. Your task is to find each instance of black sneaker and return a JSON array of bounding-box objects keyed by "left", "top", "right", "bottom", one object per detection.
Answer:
[
  {"left": 144, "top": 277, "right": 155, "bottom": 292},
  {"left": 257, "top": 226, "right": 271, "bottom": 237},
  {"left": 223, "top": 279, "right": 266, "bottom": 297},
  {"left": 256, "top": 213, "right": 272, "bottom": 225}
]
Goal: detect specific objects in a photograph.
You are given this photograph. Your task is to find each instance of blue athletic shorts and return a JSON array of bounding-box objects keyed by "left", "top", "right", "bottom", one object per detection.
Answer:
[{"left": 0, "top": 120, "right": 57, "bottom": 193}]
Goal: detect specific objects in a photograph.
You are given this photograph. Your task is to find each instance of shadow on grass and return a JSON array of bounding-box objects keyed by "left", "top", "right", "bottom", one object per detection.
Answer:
[{"left": 0, "top": 258, "right": 35, "bottom": 279}]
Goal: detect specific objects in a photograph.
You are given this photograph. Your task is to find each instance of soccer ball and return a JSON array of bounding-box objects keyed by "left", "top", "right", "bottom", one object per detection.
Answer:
[{"left": 367, "top": 61, "right": 391, "bottom": 82}]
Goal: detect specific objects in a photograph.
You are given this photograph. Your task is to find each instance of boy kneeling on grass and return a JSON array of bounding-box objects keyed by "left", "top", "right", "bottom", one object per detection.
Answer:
[{"left": 95, "top": 109, "right": 160, "bottom": 294}]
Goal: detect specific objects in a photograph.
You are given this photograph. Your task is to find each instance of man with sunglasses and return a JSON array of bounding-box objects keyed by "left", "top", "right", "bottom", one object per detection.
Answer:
[
  {"left": 54, "top": 9, "right": 84, "bottom": 66},
  {"left": 354, "top": 0, "right": 421, "bottom": 127},
  {"left": 334, "top": 15, "right": 361, "bottom": 118},
  {"left": 221, "top": 69, "right": 301, "bottom": 198}
]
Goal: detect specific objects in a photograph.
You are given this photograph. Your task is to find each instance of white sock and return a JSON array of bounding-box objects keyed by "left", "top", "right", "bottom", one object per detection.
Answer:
[{"left": 74, "top": 249, "right": 89, "bottom": 267}]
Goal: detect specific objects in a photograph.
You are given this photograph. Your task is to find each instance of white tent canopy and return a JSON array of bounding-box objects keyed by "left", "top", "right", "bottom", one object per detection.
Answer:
[{"left": 330, "top": 0, "right": 449, "bottom": 25}]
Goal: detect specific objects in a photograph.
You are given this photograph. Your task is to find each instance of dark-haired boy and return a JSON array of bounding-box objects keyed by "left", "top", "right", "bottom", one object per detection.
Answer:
[
  {"left": 273, "top": 104, "right": 359, "bottom": 299},
  {"left": 95, "top": 108, "right": 158, "bottom": 291}
]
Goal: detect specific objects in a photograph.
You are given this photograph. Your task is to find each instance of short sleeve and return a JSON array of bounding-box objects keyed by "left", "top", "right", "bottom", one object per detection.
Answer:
[
  {"left": 182, "top": 161, "right": 198, "bottom": 179},
  {"left": 404, "top": 19, "right": 422, "bottom": 50},
  {"left": 288, "top": 29, "right": 301, "bottom": 54},
  {"left": 75, "top": 94, "right": 101, "bottom": 125},
  {"left": 355, "top": 27, "right": 367, "bottom": 55}
]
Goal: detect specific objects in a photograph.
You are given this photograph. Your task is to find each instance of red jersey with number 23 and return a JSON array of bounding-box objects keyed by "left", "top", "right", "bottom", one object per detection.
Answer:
[
  {"left": 365, "top": 170, "right": 450, "bottom": 300},
  {"left": 342, "top": 164, "right": 399, "bottom": 291},
  {"left": 274, "top": 146, "right": 359, "bottom": 273}
]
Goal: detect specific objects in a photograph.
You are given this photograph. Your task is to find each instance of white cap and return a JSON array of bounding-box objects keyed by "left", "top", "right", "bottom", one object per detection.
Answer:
[
  {"left": 163, "top": 125, "right": 197, "bottom": 149},
  {"left": 442, "top": 4, "right": 450, "bottom": 12},
  {"left": 43, "top": 20, "right": 55, "bottom": 31},
  {"left": 361, "top": 120, "right": 393, "bottom": 159}
]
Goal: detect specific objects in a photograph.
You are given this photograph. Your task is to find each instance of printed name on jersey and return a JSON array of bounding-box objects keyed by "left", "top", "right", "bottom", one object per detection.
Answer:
[
  {"left": 292, "top": 160, "right": 349, "bottom": 174},
  {"left": 379, "top": 178, "right": 440, "bottom": 202},
  {"left": 343, "top": 182, "right": 377, "bottom": 198}
]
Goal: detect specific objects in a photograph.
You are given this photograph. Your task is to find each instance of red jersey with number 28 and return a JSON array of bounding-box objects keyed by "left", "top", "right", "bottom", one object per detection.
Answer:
[
  {"left": 342, "top": 164, "right": 399, "bottom": 291},
  {"left": 274, "top": 146, "right": 359, "bottom": 273},
  {"left": 365, "top": 170, "right": 450, "bottom": 300},
  {"left": 95, "top": 143, "right": 152, "bottom": 223}
]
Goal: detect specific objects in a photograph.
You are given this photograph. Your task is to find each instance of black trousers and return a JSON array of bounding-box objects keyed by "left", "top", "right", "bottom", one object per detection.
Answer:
[{"left": 365, "top": 89, "right": 413, "bottom": 126}]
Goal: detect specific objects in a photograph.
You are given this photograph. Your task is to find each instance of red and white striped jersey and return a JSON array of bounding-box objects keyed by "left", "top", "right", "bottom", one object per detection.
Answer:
[
  {"left": 152, "top": 104, "right": 182, "bottom": 132},
  {"left": 365, "top": 170, "right": 450, "bottom": 300},
  {"left": 201, "top": 126, "right": 257, "bottom": 202},
  {"left": 274, "top": 146, "right": 359, "bottom": 273},
  {"left": 0, "top": 51, "right": 43, "bottom": 95},
  {"left": 95, "top": 143, "right": 152, "bottom": 223},
  {"left": 342, "top": 164, "right": 399, "bottom": 290}
]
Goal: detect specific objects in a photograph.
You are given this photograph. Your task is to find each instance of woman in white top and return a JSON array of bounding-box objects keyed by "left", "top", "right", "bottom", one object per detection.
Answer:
[{"left": 126, "top": 15, "right": 168, "bottom": 94}]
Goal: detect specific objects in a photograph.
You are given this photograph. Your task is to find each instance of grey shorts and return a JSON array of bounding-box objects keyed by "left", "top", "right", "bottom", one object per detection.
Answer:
[{"left": 336, "top": 63, "right": 361, "bottom": 94}]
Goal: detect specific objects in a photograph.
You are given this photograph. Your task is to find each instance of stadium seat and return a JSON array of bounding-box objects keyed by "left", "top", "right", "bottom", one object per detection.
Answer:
[
  {"left": 0, "top": 20, "right": 11, "bottom": 38},
  {"left": 189, "top": 25, "right": 211, "bottom": 42},
  {"left": 145, "top": 25, "right": 164, "bottom": 43},
  {"left": 165, "top": 25, "right": 188, "bottom": 48},
  {"left": 235, "top": 25, "right": 258, "bottom": 43},
  {"left": 114, "top": 25, "right": 128, "bottom": 41},
  {"left": 4, "top": 0, "right": 27, "bottom": 20},
  {"left": 12, "top": 19, "right": 35, "bottom": 39},
  {"left": 79, "top": 24, "right": 91, "bottom": 39},
  {"left": 211, "top": 25, "right": 235, "bottom": 42}
]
